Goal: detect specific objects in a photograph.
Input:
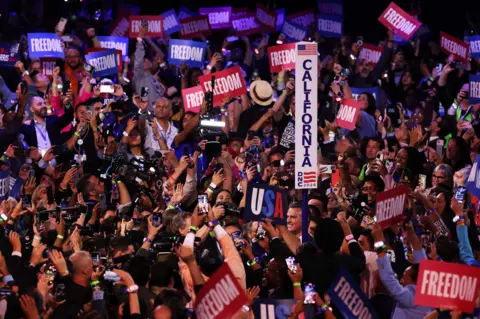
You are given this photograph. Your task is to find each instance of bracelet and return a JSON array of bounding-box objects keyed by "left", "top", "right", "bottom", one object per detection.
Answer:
[
  {"left": 143, "top": 237, "right": 153, "bottom": 243},
  {"left": 426, "top": 208, "right": 435, "bottom": 216},
  {"left": 206, "top": 188, "right": 214, "bottom": 194},
  {"left": 189, "top": 226, "right": 198, "bottom": 234},
  {"left": 57, "top": 234, "right": 64, "bottom": 239},
  {"left": 22, "top": 70, "right": 29, "bottom": 77},
  {"left": 126, "top": 284, "right": 139, "bottom": 293},
  {"left": 293, "top": 282, "right": 301, "bottom": 287},
  {"left": 34, "top": 235, "right": 42, "bottom": 241},
  {"left": 74, "top": 132, "right": 81, "bottom": 137},
  {"left": 277, "top": 77, "right": 284, "bottom": 83},
  {"left": 209, "top": 183, "right": 217, "bottom": 190},
  {"left": 52, "top": 83, "right": 58, "bottom": 87},
  {"left": 345, "top": 234, "right": 354, "bottom": 242},
  {"left": 122, "top": 131, "right": 129, "bottom": 138},
  {"left": 206, "top": 65, "right": 213, "bottom": 70},
  {"left": 247, "top": 260, "right": 257, "bottom": 267},
  {"left": 316, "top": 304, "right": 329, "bottom": 314},
  {"left": 90, "top": 280, "right": 100, "bottom": 287}
]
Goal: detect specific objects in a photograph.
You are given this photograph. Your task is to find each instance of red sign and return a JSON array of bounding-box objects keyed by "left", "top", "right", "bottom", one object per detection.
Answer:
[
  {"left": 440, "top": 32, "right": 469, "bottom": 64},
  {"left": 128, "top": 16, "right": 164, "bottom": 38},
  {"left": 182, "top": 86, "right": 204, "bottom": 113},
  {"left": 336, "top": 98, "right": 361, "bottom": 131},
  {"left": 195, "top": 263, "right": 248, "bottom": 319},
  {"left": 378, "top": 2, "right": 422, "bottom": 40},
  {"left": 267, "top": 43, "right": 296, "bottom": 73},
  {"left": 85, "top": 48, "right": 123, "bottom": 73},
  {"left": 415, "top": 259, "right": 480, "bottom": 313},
  {"left": 287, "top": 9, "right": 315, "bottom": 27},
  {"left": 198, "top": 65, "right": 247, "bottom": 106},
  {"left": 110, "top": 17, "right": 130, "bottom": 37},
  {"left": 359, "top": 43, "right": 384, "bottom": 67},
  {"left": 40, "top": 58, "right": 57, "bottom": 79},
  {"left": 180, "top": 16, "right": 212, "bottom": 39},
  {"left": 255, "top": 4, "right": 277, "bottom": 31},
  {"left": 375, "top": 185, "right": 409, "bottom": 228},
  {"left": 232, "top": 14, "right": 261, "bottom": 36}
]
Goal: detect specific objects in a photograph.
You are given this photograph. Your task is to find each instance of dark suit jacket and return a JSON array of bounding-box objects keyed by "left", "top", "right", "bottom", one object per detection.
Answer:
[{"left": 20, "top": 107, "right": 73, "bottom": 148}]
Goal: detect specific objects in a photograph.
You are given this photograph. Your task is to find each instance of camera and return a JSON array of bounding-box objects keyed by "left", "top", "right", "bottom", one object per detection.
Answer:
[
  {"left": 198, "top": 75, "right": 227, "bottom": 141},
  {"left": 216, "top": 202, "right": 241, "bottom": 216}
]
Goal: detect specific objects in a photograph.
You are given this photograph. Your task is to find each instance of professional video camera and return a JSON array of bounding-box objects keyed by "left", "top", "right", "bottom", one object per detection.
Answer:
[
  {"left": 110, "top": 152, "right": 167, "bottom": 189},
  {"left": 215, "top": 202, "right": 242, "bottom": 217},
  {"left": 198, "top": 75, "right": 227, "bottom": 141}
]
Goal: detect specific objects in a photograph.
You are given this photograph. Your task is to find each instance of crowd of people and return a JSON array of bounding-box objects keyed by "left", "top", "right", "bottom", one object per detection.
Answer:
[{"left": 0, "top": 2, "right": 480, "bottom": 319}]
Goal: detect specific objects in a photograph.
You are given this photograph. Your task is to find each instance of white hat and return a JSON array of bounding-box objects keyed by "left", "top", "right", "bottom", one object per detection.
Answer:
[{"left": 249, "top": 80, "right": 274, "bottom": 106}]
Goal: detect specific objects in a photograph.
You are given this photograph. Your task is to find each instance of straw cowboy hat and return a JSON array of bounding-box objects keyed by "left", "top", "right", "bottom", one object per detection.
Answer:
[{"left": 249, "top": 80, "right": 274, "bottom": 106}]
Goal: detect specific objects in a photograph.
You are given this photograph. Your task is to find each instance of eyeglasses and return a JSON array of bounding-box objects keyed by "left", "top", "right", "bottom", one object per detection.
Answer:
[
  {"left": 432, "top": 175, "right": 446, "bottom": 180},
  {"left": 361, "top": 187, "right": 377, "bottom": 192},
  {"left": 66, "top": 55, "right": 80, "bottom": 59}
]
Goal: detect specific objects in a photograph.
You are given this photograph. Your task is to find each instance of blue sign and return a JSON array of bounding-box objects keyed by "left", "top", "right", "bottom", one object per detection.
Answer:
[
  {"left": 317, "top": 0, "right": 343, "bottom": 17},
  {"left": 281, "top": 19, "right": 307, "bottom": 42},
  {"left": 393, "top": 32, "right": 409, "bottom": 45},
  {"left": 84, "top": 49, "right": 118, "bottom": 77},
  {"left": 317, "top": 14, "right": 343, "bottom": 38},
  {"left": 0, "top": 42, "right": 20, "bottom": 67},
  {"left": 168, "top": 39, "right": 206, "bottom": 68},
  {"left": 328, "top": 268, "right": 378, "bottom": 319},
  {"left": 178, "top": 6, "right": 197, "bottom": 21},
  {"left": 244, "top": 183, "right": 288, "bottom": 224},
  {"left": 27, "top": 33, "right": 64, "bottom": 59},
  {"left": 97, "top": 36, "right": 128, "bottom": 59},
  {"left": 351, "top": 86, "right": 380, "bottom": 108},
  {"left": 467, "top": 155, "right": 480, "bottom": 199},
  {"left": 161, "top": 9, "right": 182, "bottom": 35},
  {"left": 276, "top": 8, "right": 285, "bottom": 31},
  {"left": 469, "top": 36, "right": 480, "bottom": 59},
  {"left": 470, "top": 75, "right": 480, "bottom": 104}
]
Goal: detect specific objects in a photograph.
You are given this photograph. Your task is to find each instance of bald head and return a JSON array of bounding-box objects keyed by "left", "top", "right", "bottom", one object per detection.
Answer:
[
  {"left": 70, "top": 251, "right": 93, "bottom": 276},
  {"left": 153, "top": 305, "right": 172, "bottom": 319}
]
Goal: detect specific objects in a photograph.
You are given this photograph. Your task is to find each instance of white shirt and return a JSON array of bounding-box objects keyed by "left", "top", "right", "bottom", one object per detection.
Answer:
[
  {"left": 145, "top": 119, "right": 178, "bottom": 150},
  {"left": 34, "top": 119, "right": 52, "bottom": 156}
]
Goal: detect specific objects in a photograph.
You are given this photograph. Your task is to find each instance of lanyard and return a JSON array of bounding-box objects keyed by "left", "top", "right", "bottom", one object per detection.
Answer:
[
  {"left": 154, "top": 120, "right": 170, "bottom": 145},
  {"left": 34, "top": 123, "right": 48, "bottom": 146}
]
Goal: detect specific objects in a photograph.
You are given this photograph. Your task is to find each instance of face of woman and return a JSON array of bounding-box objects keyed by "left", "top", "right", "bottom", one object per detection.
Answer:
[
  {"left": 432, "top": 169, "right": 447, "bottom": 187},
  {"left": 412, "top": 108, "right": 424, "bottom": 124},
  {"left": 358, "top": 94, "right": 369, "bottom": 110},
  {"left": 446, "top": 140, "right": 458, "bottom": 160},
  {"left": 216, "top": 191, "right": 233, "bottom": 206},
  {"left": 432, "top": 193, "right": 446, "bottom": 214},
  {"left": 402, "top": 72, "right": 413, "bottom": 86},
  {"left": 362, "top": 180, "right": 377, "bottom": 203},
  {"left": 395, "top": 148, "right": 408, "bottom": 170}
]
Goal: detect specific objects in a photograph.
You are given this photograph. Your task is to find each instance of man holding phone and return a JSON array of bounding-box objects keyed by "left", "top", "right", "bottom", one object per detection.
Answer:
[{"left": 144, "top": 98, "right": 178, "bottom": 151}]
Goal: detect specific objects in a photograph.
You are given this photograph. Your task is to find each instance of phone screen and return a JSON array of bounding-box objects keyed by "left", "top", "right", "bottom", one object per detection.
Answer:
[
  {"left": 152, "top": 214, "right": 161, "bottom": 227},
  {"left": 455, "top": 187, "right": 467, "bottom": 204},
  {"left": 198, "top": 194, "right": 208, "bottom": 214},
  {"left": 285, "top": 257, "right": 297, "bottom": 274},
  {"left": 56, "top": 284, "right": 66, "bottom": 302},
  {"left": 91, "top": 252, "right": 100, "bottom": 264},
  {"left": 100, "top": 85, "right": 115, "bottom": 94},
  {"left": 304, "top": 283, "right": 316, "bottom": 304}
]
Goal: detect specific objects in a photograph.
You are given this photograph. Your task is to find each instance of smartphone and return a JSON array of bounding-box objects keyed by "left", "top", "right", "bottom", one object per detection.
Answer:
[
  {"left": 46, "top": 186, "right": 54, "bottom": 204},
  {"left": 152, "top": 214, "right": 162, "bottom": 227},
  {"left": 376, "top": 153, "right": 385, "bottom": 163},
  {"left": 231, "top": 231, "right": 246, "bottom": 250},
  {"left": 55, "top": 283, "right": 66, "bottom": 302},
  {"left": 304, "top": 283, "right": 316, "bottom": 304},
  {"left": 100, "top": 84, "right": 115, "bottom": 94},
  {"left": 141, "top": 18, "right": 148, "bottom": 29},
  {"left": 28, "top": 169, "right": 36, "bottom": 178},
  {"left": 45, "top": 264, "right": 57, "bottom": 284},
  {"left": 285, "top": 257, "right": 297, "bottom": 274},
  {"left": 13, "top": 147, "right": 26, "bottom": 156},
  {"left": 52, "top": 144, "right": 64, "bottom": 156},
  {"left": 198, "top": 194, "right": 208, "bottom": 214},
  {"left": 418, "top": 174, "right": 427, "bottom": 189},
  {"left": 436, "top": 139, "right": 444, "bottom": 156},
  {"left": 0, "top": 287, "right": 12, "bottom": 296},
  {"left": 91, "top": 252, "right": 100, "bottom": 264},
  {"left": 84, "top": 64, "right": 95, "bottom": 74},
  {"left": 227, "top": 36, "right": 239, "bottom": 42},
  {"left": 319, "top": 164, "right": 334, "bottom": 174},
  {"left": 61, "top": 35, "right": 73, "bottom": 42},
  {"left": 273, "top": 160, "right": 284, "bottom": 168},
  {"left": 103, "top": 270, "right": 120, "bottom": 282},
  {"left": 455, "top": 187, "right": 467, "bottom": 204},
  {"left": 57, "top": 18, "right": 68, "bottom": 33}
]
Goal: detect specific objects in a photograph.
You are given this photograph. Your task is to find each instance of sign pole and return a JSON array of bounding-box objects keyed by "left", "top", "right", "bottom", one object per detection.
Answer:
[{"left": 302, "top": 189, "right": 311, "bottom": 242}]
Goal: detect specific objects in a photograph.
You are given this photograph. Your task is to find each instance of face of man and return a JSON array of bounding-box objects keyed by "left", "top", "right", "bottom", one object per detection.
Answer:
[
  {"left": 92, "top": 102, "right": 103, "bottom": 116},
  {"left": 286, "top": 207, "right": 302, "bottom": 235},
  {"left": 30, "top": 96, "right": 47, "bottom": 118},
  {"left": 76, "top": 105, "right": 87, "bottom": 122},
  {"left": 155, "top": 99, "right": 171, "bottom": 120},
  {"left": 66, "top": 48, "right": 82, "bottom": 69},
  {"left": 366, "top": 140, "right": 381, "bottom": 161},
  {"left": 88, "top": 175, "right": 105, "bottom": 197}
]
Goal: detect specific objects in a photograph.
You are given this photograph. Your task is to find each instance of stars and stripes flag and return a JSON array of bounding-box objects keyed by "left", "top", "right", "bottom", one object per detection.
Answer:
[
  {"left": 302, "top": 171, "right": 317, "bottom": 183},
  {"left": 297, "top": 43, "right": 317, "bottom": 55}
]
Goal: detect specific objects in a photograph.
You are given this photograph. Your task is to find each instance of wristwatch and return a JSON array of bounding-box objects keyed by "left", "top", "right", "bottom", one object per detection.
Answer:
[
  {"left": 208, "top": 219, "right": 219, "bottom": 229},
  {"left": 453, "top": 216, "right": 464, "bottom": 223}
]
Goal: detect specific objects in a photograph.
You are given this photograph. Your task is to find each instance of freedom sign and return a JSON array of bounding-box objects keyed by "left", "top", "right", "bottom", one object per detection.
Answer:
[
  {"left": 375, "top": 185, "right": 409, "bottom": 228},
  {"left": 470, "top": 75, "right": 480, "bottom": 104},
  {"left": 180, "top": 16, "right": 211, "bottom": 39},
  {"left": 255, "top": 4, "right": 277, "bottom": 31},
  {"left": 110, "top": 17, "right": 129, "bottom": 37},
  {"left": 195, "top": 263, "right": 248, "bottom": 319},
  {"left": 40, "top": 58, "right": 57, "bottom": 79},
  {"left": 440, "top": 32, "right": 469, "bottom": 64},
  {"left": 198, "top": 65, "right": 247, "bottom": 106},
  {"left": 281, "top": 20, "right": 308, "bottom": 43},
  {"left": 161, "top": 9, "right": 181, "bottom": 35},
  {"left": 85, "top": 48, "right": 122, "bottom": 73},
  {"left": 378, "top": 2, "right": 421, "bottom": 40},
  {"left": 295, "top": 42, "right": 318, "bottom": 189},
  {"left": 168, "top": 39, "right": 206, "bottom": 68},
  {"left": 182, "top": 86, "right": 204, "bottom": 113},
  {"left": 336, "top": 98, "right": 361, "bottom": 131},
  {"left": 232, "top": 14, "right": 260, "bottom": 36},
  {"left": 178, "top": 6, "right": 197, "bottom": 21},
  {"left": 317, "top": 14, "right": 343, "bottom": 38},
  {"left": 97, "top": 36, "right": 128, "bottom": 59},
  {"left": 0, "top": 43, "right": 20, "bottom": 67},
  {"left": 128, "top": 16, "right": 164, "bottom": 38},
  {"left": 199, "top": 7, "right": 232, "bottom": 29},
  {"left": 268, "top": 43, "right": 296, "bottom": 73},
  {"left": 27, "top": 33, "right": 64, "bottom": 59},
  {"left": 276, "top": 8, "right": 285, "bottom": 31},
  {"left": 469, "top": 35, "right": 480, "bottom": 59},
  {"left": 287, "top": 9, "right": 315, "bottom": 27},
  {"left": 84, "top": 49, "right": 118, "bottom": 77},
  {"left": 351, "top": 86, "right": 380, "bottom": 108},
  {"left": 317, "top": 0, "right": 344, "bottom": 16},
  {"left": 415, "top": 259, "right": 480, "bottom": 313},
  {"left": 244, "top": 183, "right": 288, "bottom": 224},
  {"left": 328, "top": 268, "right": 378, "bottom": 319},
  {"left": 359, "top": 43, "right": 383, "bottom": 67},
  {"left": 467, "top": 155, "right": 480, "bottom": 199}
]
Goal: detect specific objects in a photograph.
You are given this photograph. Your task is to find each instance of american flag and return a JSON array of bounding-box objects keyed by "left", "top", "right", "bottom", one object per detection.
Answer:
[
  {"left": 298, "top": 44, "right": 317, "bottom": 56},
  {"left": 303, "top": 171, "right": 317, "bottom": 183}
]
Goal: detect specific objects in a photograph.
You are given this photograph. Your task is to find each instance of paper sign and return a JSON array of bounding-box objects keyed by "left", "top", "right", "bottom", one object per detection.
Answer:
[
  {"left": 178, "top": 6, "right": 197, "bottom": 21},
  {"left": 281, "top": 20, "right": 308, "bottom": 43},
  {"left": 378, "top": 2, "right": 422, "bottom": 40},
  {"left": 375, "top": 185, "right": 409, "bottom": 228},
  {"left": 85, "top": 48, "right": 122, "bottom": 73},
  {"left": 232, "top": 14, "right": 261, "bottom": 36},
  {"left": 40, "top": 58, "right": 57, "bottom": 79},
  {"left": 287, "top": 10, "right": 316, "bottom": 27},
  {"left": 328, "top": 268, "right": 378, "bottom": 319},
  {"left": 0, "top": 43, "right": 20, "bottom": 67},
  {"left": 253, "top": 299, "right": 311, "bottom": 319},
  {"left": 97, "top": 36, "right": 128, "bottom": 59},
  {"left": 359, "top": 43, "right": 383, "bottom": 67},
  {"left": 469, "top": 75, "right": 480, "bottom": 104},
  {"left": 198, "top": 65, "right": 247, "bottom": 106},
  {"left": 195, "top": 263, "right": 248, "bottom": 319},
  {"left": 161, "top": 9, "right": 181, "bottom": 35},
  {"left": 255, "top": 4, "right": 277, "bottom": 31},
  {"left": 440, "top": 32, "right": 469, "bottom": 64},
  {"left": 110, "top": 17, "right": 130, "bottom": 37},
  {"left": 27, "top": 33, "right": 64, "bottom": 59},
  {"left": 317, "top": 0, "right": 344, "bottom": 16},
  {"left": 128, "top": 16, "right": 164, "bottom": 38},
  {"left": 267, "top": 43, "right": 296, "bottom": 73},
  {"left": 295, "top": 42, "right": 318, "bottom": 189},
  {"left": 244, "top": 183, "right": 288, "bottom": 224},
  {"left": 336, "top": 98, "right": 361, "bottom": 131},
  {"left": 469, "top": 35, "right": 480, "bottom": 59},
  {"left": 350, "top": 86, "right": 380, "bottom": 108},
  {"left": 317, "top": 14, "right": 343, "bottom": 38},
  {"left": 199, "top": 7, "right": 232, "bottom": 29},
  {"left": 168, "top": 39, "right": 206, "bottom": 68},
  {"left": 331, "top": 170, "right": 340, "bottom": 187},
  {"left": 232, "top": 8, "right": 248, "bottom": 18},
  {"left": 180, "top": 16, "right": 212, "bottom": 39},
  {"left": 467, "top": 155, "right": 480, "bottom": 199},
  {"left": 415, "top": 259, "right": 480, "bottom": 313},
  {"left": 182, "top": 86, "right": 204, "bottom": 113},
  {"left": 84, "top": 49, "right": 119, "bottom": 77},
  {"left": 276, "top": 8, "right": 286, "bottom": 31}
]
